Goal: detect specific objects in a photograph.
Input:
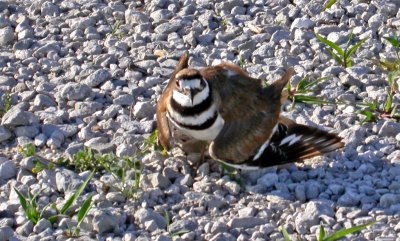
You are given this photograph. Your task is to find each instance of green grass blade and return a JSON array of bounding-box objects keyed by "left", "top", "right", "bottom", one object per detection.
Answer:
[
  {"left": 319, "top": 225, "right": 326, "bottom": 241},
  {"left": 324, "top": 222, "right": 375, "bottom": 241},
  {"left": 281, "top": 226, "right": 292, "bottom": 241},
  {"left": 323, "top": 0, "right": 337, "bottom": 11},
  {"left": 384, "top": 94, "right": 393, "bottom": 113},
  {"left": 325, "top": 48, "right": 344, "bottom": 66},
  {"left": 315, "top": 33, "right": 344, "bottom": 57},
  {"left": 384, "top": 36, "right": 400, "bottom": 48},
  {"left": 303, "top": 76, "right": 331, "bottom": 90},
  {"left": 60, "top": 171, "right": 94, "bottom": 215},
  {"left": 14, "top": 188, "right": 29, "bottom": 214},
  {"left": 76, "top": 194, "right": 93, "bottom": 225},
  {"left": 346, "top": 38, "right": 368, "bottom": 59}
]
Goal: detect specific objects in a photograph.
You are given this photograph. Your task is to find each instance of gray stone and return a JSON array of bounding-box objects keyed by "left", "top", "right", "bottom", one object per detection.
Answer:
[
  {"left": 33, "top": 219, "right": 51, "bottom": 234},
  {"left": 154, "top": 21, "right": 181, "bottom": 34},
  {"left": 85, "top": 141, "right": 116, "bottom": 154},
  {"left": 0, "top": 226, "right": 14, "bottom": 241},
  {"left": 295, "top": 184, "right": 306, "bottom": 202},
  {"left": 0, "top": 125, "right": 11, "bottom": 142},
  {"left": 295, "top": 200, "right": 334, "bottom": 234},
  {"left": 105, "top": 192, "right": 125, "bottom": 203},
  {"left": 55, "top": 169, "right": 83, "bottom": 193},
  {"left": 0, "top": 27, "right": 14, "bottom": 46},
  {"left": 224, "top": 181, "right": 240, "bottom": 195},
  {"left": 291, "top": 17, "right": 315, "bottom": 30},
  {"left": 116, "top": 143, "right": 137, "bottom": 157},
  {"left": 93, "top": 212, "right": 119, "bottom": 234},
  {"left": 305, "top": 181, "right": 321, "bottom": 200},
  {"left": 209, "top": 232, "right": 236, "bottom": 241},
  {"left": 16, "top": 221, "right": 33, "bottom": 236},
  {"left": 228, "top": 217, "right": 265, "bottom": 229},
  {"left": 34, "top": 133, "right": 47, "bottom": 147},
  {"left": 14, "top": 126, "right": 39, "bottom": 138},
  {"left": 84, "top": 69, "right": 112, "bottom": 87},
  {"left": 60, "top": 83, "right": 92, "bottom": 101},
  {"left": 338, "top": 191, "right": 361, "bottom": 207},
  {"left": 1, "top": 109, "right": 30, "bottom": 127},
  {"left": 47, "top": 130, "right": 64, "bottom": 148},
  {"left": 113, "top": 94, "right": 134, "bottom": 106},
  {"left": 378, "top": 121, "right": 400, "bottom": 137},
  {"left": 41, "top": 1, "right": 59, "bottom": 16},
  {"left": 270, "top": 30, "right": 290, "bottom": 43},
  {"left": 0, "top": 160, "right": 16, "bottom": 180},
  {"left": 134, "top": 208, "right": 167, "bottom": 229},
  {"left": 339, "top": 125, "right": 366, "bottom": 147},
  {"left": 169, "top": 220, "right": 198, "bottom": 233},
  {"left": 257, "top": 173, "right": 278, "bottom": 187},
  {"left": 125, "top": 10, "right": 150, "bottom": 25},
  {"left": 380, "top": 193, "right": 400, "bottom": 208},
  {"left": 148, "top": 173, "right": 171, "bottom": 189},
  {"left": 133, "top": 101, "right": 155, "bottom": 119}
]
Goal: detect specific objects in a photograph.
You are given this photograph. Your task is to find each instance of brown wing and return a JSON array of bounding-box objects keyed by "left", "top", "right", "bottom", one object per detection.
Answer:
[
  {"left": 207, "top": 68, "right": 294, "bottom": 163},
  {"left": 156, "top": 51, "right": 189, "bottom": 150}
]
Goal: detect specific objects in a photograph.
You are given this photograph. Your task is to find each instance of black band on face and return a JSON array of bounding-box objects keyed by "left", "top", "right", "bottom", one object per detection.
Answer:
[{"left": 170, "top": 84, "right": 213, "bottom": 116}]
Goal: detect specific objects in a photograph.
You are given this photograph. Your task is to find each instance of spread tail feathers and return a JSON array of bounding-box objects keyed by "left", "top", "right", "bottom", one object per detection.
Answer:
[{"left": 239, "top": 118, "right": 344, "bottom": 169}]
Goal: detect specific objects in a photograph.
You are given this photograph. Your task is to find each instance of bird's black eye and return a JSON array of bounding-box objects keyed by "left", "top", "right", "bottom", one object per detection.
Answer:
[{"left": 176, "top": 80, "right": 180, "bottom": 88}]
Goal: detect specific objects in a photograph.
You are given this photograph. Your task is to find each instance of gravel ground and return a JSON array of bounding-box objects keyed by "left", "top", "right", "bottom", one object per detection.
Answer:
[{"left": 0, "top": 0, "right": 400, "bottom": 240}]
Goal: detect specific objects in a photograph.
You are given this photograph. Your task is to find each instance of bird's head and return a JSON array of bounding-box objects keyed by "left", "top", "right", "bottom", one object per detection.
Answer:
[{"left": 173, "top": 69, "right": 208, "bottom": 106}]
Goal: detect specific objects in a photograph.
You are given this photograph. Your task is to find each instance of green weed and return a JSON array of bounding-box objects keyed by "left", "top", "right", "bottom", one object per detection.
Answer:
[
  {"left": 322, "top": 0, "right": 337, "bottom": 11},
  {"left": 380, "top": 36, "right": 400, "bottom": 71},
  {"left": 287, "top": 76, "right": 333, "bottom": 109},
  {"left": 32, "top": 160, "right": 54, "bottom": 174},
  {"left": 0, "top": 91, "right": 11, "bottom": 117},
  {"left": 358, "top": 71, "right": 400, "bottom": 123},
  {"left": 14, "top": 171, "right": 94, "bottom": 228},
  {"left": 315, "top": 32, "right": 368, "bottom": 68},
  {"left": 19, "top": 143, "right": 36, "bottom": 158},
  {"left": 281, "top": 221, "right": 375, "bottom": 241},
  {"left": 108, "top": 20, "right": 125, "bottom": 39}
]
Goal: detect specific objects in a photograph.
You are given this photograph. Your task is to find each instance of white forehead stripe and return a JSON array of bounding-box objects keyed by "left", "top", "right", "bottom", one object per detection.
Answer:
[
  {"left": 172, "top": 80, "right": 210, "bottom": 107},
  {"left": 180, "top": 78, "right": 202, "bottom": 89}
]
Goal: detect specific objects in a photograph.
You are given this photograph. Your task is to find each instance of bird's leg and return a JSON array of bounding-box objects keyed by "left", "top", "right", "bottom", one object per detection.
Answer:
[{"left": 194, "top": 141, "right": 207, "bottom": 170}]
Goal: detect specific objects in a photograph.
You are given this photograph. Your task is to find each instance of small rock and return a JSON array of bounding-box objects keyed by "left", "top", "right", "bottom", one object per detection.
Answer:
[
  {"left": 380, "top": 193, "right": 400, "bottom": 208},
  {"left": 295, "top": 200, "right": 334, "bottom": 234},
  {"left": 133, "top": 101, "right": 155, "bottom": 119},
  {"left": 291, "top": 17, "right": 315, "bottom": 30},
  {"left": 60, "top": 83, "right": 92, "bottom": 101},
  {"left": 0, "top": 160, "right": 16, "bottom": 180},
  {"left": 1, "top": 108, "right": 30, "bottom": 127},
  {"left": 257, "top": 173, "right": 278, "bottom": 187},
  {"left": 228, "top": 217, "right": 265, "bottom": 229},
  {"left": 0, "top": 27, "right": 14, "bottom": 46},
  {"left": 149, "top": 173, "right": 171, "bottom": 189},
  {"left": 93, "top": 212, "right": 119, "bottom": 234},
  {"left": 16, "top": 221, "right": 33, "bottom": 236},
  {"left": 169, "top": 220, "right": 198, "bottom": 233},
  {"left": 0, "top": 126, "right": 11, "bottom": 142},
  {"left": 134, "top": 208, "right": 167, "bottom": 229},
  {"left": 14, "top": 126, "right": 39, "bottom": 138},
  {"left": 0, "top": 226, "right": 14, "bottom": 241},
  {"left": 338, "top": 191, "right": 361, "bottom": 207},
  {"left": 84, "top": 69, "right": 112, "bottom": 87},
  {"left": 33, "top": 219, "right": 51, "bottom": 234},
  {"left": 378, "top": 121, "right": 400, "bottom": 137}
]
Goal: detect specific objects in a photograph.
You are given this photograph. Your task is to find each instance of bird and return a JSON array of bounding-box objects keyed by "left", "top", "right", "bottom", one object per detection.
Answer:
[{"left": 156, "top": 52, "right": 344, "bottom": 169}]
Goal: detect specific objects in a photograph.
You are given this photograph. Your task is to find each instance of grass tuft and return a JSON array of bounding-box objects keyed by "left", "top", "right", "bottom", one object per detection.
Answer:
[{"left": 315, "top": 32, "right": 368, "bottom": 68}]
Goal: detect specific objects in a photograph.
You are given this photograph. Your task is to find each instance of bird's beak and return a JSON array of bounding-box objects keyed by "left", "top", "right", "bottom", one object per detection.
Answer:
[{"left": 183, "top": 88, "right": 194, "bottom": 105}]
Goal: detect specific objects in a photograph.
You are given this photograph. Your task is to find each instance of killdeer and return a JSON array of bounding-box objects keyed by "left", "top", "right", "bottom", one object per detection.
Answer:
[{"left": 156, "top": 52, "right": 344, "bottom": 169}]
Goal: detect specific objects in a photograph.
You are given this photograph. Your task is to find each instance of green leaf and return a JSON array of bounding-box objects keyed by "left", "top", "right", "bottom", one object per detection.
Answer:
[
  {"left": 319, "top": 225, "right": 326, "bottom": 241},
  {"left": 325, "top": 48, "right": 345, "bottom": 66},
  {"left": 384, "top": 36, "right": 400, "bottom": 49},
  {"left": 324, "top": 222, "right": 375, "bottom": 241},
  {"left": 346, "top": 38, "right": 368, "bottom": 60},
  {"left": 73, "top": 194, "right": 93, "bottom": 236},
  {"left": 281, "top": 226, "right": 292, "bottom": 241},
  {"left": 60, "top": 171, "right": 94, "bottom": 215},
  {"left": 359, "top": 110, "right": 377, "bottom": 124},
  {"left": 303, "top": 76, "right": 331, "bottom": 90},
  {"left": 315, "top": 33, "right": 344, "bottom": 57},
  {"left": 323, "top": 0, "right": 337, "bottom": 11},
  {"left": 14, "top": 188, "right": 29, "bottom": 214},
  {"left": 384, "top": 94, "right": 393, "bottom": 113}
]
